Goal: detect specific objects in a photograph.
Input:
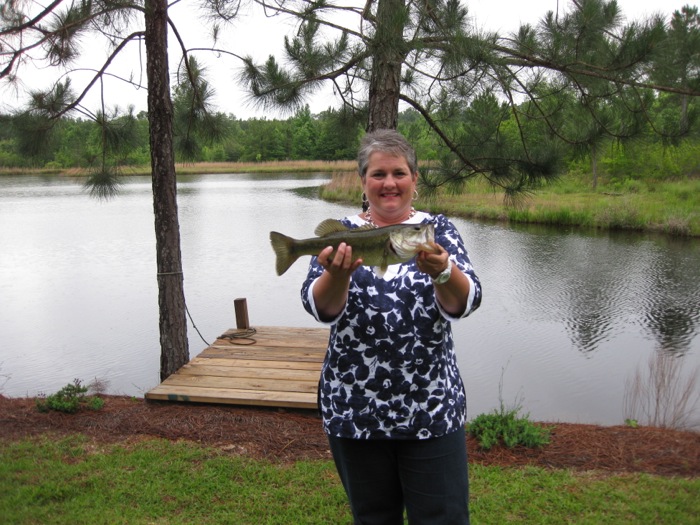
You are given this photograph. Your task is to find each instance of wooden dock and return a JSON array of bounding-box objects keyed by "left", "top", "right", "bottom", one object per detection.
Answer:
[{"left": 145, "top": 325, "right": 328, "bottom": 409}]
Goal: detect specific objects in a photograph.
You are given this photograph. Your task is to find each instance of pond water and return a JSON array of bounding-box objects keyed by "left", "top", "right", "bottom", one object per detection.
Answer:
[{"left": 1, "top": 173, "right": 698, "bottom": 427}]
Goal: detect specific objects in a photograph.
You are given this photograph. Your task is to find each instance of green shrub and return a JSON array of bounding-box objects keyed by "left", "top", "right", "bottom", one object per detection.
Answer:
[
  {"left": 467, "top": 407, "right": 552, "bottom": 450},
  {"left": 36, "top": 379, "right": 105, "bottom": 414}
]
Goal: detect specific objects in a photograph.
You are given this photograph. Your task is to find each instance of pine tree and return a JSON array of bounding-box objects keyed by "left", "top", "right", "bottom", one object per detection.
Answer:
[
  {"left": 236, "top": 0, "right": 698, "bottom": 195},
  {"left": 0, "top": 0, "right": 212, "bottom": 379}
]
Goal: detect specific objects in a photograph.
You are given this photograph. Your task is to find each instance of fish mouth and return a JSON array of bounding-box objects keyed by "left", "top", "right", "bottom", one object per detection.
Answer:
[
  {"left": 415, "top": 241, "right": 438, "bottom": 253},
  {"left": 405, "top": 240, "right": 438, "bottom": 254},
  {"left": 391, "top": 224, "right": 438, "bottom": 259},
  {"left": 392, "top": 240, "right": 436, "bottom": 259}
]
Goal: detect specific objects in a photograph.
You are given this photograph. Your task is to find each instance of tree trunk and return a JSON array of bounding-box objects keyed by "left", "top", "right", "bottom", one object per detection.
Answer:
[
  {"left": 144, "top": 0, "right": 189, "bottom": 380},
  {"left": 366, "top": 0, "right": 406, "bottom": 132}
]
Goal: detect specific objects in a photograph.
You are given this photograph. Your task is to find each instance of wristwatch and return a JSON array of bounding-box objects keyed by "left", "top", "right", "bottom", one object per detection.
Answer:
[{"left": 431, "top": 259, "right": 452, "bottom": 284}]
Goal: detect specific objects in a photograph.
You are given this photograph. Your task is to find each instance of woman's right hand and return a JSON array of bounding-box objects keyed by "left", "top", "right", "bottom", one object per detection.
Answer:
[
  {"left": 318, "top": 242, "right": 362, "bottom": 280},
  {"left": 313, "top": 242, "right": 362, "bottom": 320}
]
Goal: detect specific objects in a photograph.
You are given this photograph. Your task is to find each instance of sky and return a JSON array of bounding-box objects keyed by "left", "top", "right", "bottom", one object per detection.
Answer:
[{"left": 1, "top": 0, "right": 691, "bottom": 120}]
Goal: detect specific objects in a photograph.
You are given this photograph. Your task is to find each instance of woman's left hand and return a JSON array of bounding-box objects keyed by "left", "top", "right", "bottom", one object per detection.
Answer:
[
  {"left": 418, "top": 242, "right": 470, "bottom": 316},
  {"left": 417, "top": 242, "right": 450, "bottom": 279}
]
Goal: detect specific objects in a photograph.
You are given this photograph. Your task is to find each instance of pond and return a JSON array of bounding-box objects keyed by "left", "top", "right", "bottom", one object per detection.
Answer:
[{"left": 1, "top": 173, "right": 698, "bottom": 427}]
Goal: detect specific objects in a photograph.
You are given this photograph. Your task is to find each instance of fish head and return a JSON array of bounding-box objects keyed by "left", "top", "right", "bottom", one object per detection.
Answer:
[{"left": 389, "top": 223, "right": 438, "bottom": 260}]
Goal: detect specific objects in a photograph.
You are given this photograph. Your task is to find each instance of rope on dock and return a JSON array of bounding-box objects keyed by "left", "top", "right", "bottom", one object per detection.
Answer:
[{"left": 218, "top": 328, "right": 258, "bottom": 345}]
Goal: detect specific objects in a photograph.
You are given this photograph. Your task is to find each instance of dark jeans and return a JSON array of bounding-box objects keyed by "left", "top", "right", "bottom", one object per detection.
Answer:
[{"left": 328, "top": 427, "right": 470, "bottom": 525}]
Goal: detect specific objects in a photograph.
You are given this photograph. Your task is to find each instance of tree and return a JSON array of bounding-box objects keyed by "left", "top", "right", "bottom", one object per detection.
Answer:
[
  {"left": 289, "top": 105, "right": 315, "bottom": 159},
  {"left": 0, "top": 0, "right": 215, "bottom": 379},
  {"left": 144, "top": 0, "right": 189, "bottom": 379},
  {"left": 314, "top": 106, "right": 363, "bottom": 160},
  {"left": 651, "top": 5, "right": 700, "bottom": 137},
  {"left": 172, "top": 56, "right": 229, "bottom": 162},
  {"left": 237, "top": 0, "right": 700, "bottom": 196}
]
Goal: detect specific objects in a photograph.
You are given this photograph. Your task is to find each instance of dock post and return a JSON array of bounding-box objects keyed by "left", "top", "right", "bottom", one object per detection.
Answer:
[{"left": 234, "top": 298, "right": 250, "bottom": 329}]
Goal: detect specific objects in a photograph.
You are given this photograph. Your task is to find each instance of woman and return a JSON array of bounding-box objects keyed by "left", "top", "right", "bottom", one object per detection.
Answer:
[{"left": 301, "top": 129, "right": 482, "bottom": 524}]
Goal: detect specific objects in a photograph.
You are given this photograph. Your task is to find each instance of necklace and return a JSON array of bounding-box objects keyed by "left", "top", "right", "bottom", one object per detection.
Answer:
[{"left": 364, "top": 206, "right": 416, "bottom": 228}]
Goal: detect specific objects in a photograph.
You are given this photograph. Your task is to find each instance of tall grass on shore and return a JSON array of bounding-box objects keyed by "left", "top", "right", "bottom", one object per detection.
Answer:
[
  {"left": 1, "top": 435, "right": 697, "bottom": 525},
  {"left": 624, "top": 351, "right": 700, "bottom": 430},
  {"left": 0, "top": 160, "right": 357, "bottom": 178},
  {"left": 318, "top": 171, "right": 363, "bottom": 205},
  {"left": 173, "top": 160, "right": 356, "bottom": 175},
  {"left": 320, "top": 172, "right": 700, "bottom": 237}
]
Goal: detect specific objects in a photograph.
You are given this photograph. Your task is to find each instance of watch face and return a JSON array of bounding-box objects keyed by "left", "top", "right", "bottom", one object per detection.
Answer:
[
  {"left": 434, "top": 271, "right": 450, "bottom": 284},
  {"left": 434, "top": 263, "right": 451, "bottom": 284}
]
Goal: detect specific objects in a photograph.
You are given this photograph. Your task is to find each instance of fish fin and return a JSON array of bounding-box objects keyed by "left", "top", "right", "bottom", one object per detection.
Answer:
[
  {"left": 269, "top": 231, "right": 299, "bottom": 276},
  {"left": 314, "top": 219, "right": 374, "bottom": 237},
  {"left": 314, "top": 219, "right": 351, "bottom": 237},
  {"left": 374, "top": 252, "right": 390, "bottom": 278}
]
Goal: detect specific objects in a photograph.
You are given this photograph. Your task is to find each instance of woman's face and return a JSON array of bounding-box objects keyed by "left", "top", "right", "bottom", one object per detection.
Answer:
[{"left": 362, "top": 151, "right": 417, "bottom": 222}]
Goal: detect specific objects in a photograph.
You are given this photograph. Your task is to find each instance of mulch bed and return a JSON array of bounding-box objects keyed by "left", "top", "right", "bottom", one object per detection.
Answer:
[{"left": 1, "top": 395, "right": 698, "bottom": 477}]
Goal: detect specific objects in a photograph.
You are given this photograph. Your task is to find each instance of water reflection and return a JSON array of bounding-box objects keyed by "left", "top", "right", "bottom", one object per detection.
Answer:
[
  {"left": 0, "top": 174, "right": 698, "bottom": 427},
  {"left": 448, "top": 218, "right": 700, "bottom": 426},
  {"left": 478, "top": 223, "right": 700, "bottom": 356}
]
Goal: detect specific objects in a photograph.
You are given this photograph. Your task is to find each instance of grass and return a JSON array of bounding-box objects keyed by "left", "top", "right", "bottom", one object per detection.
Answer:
[
  {"left": 320, "top": 173, "right": 700, "bottom": 237},
  {"left": 1, "top": 435, "right": 698, "bottom": 524},
  {"left": 0, "top": 436, "right": 348, "bottom": 525}
]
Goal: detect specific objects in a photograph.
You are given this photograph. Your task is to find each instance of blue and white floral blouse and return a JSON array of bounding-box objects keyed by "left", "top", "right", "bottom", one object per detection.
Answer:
[{"left": 302, "top": 211, "right": 482, "bottom": 440}]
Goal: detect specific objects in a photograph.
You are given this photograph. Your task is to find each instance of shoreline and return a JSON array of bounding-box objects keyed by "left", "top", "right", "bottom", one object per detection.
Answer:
[
  {"left": 3, "top": 163, "right": 699, "bottom": 237},
  {"left": 1, "top": 394, "right": 698, "bottom": 476}
]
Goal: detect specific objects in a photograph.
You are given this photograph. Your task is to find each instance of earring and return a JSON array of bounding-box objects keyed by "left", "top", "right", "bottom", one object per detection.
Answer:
[
  {"left": 413, "top": 189, "right": 419, "bottom": 201},
  {"left": 361, "top": 192, "right": 369, "bottom": 212}
]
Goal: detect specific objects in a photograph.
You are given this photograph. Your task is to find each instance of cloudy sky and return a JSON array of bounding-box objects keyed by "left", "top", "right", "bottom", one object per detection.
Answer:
[{"left": 2, "top": 0, "right": 691, "bottom": 119}]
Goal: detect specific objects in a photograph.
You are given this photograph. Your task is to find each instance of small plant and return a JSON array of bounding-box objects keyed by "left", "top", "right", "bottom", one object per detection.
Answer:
[
  {"left": 623, "top": 351, "right": 700, "bottom": 430},
  {"left": 468, "top": 361, "right": 552, "bottom": 450},
  {"left": 467, "top": 406, "right": 552, "bottom": 450},
  {"left": 36, "top": 379, "right": 105, "bottom": 414}
]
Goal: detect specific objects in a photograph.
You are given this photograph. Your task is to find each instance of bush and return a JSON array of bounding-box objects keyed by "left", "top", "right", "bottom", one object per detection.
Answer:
[
  {"left": 36, "top": 379, "right": 105, "bottom": 414},
  {"left": 467, "top": 407, "right": 552, "bottom": 450}
]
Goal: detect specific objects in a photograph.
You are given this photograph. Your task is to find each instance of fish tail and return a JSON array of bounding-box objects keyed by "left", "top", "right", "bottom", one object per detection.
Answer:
[{"left": 269, "top": 231, "right": 298, "bottom": 275}]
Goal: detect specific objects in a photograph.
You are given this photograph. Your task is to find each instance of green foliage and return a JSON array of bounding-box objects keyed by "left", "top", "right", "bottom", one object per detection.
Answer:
[
  {"left": 468, "top": 407, "right": 552, "bottom": 450},
  {"left": 35, "top": 379, "right": 105, "bottom": 414},
  {"left": 83, "top": 166, "right": 122, "bottom": 201},
  {"left": 172, "top": 56, "right": 229, "bottom": 162}
]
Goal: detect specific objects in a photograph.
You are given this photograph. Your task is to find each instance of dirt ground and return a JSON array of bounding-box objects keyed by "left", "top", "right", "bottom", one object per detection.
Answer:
[{"left": 1, "top": 395, "right": 698, "bottom": 477}]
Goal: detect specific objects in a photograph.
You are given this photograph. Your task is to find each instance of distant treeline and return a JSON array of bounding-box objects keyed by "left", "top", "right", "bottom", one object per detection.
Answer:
[
  {"left": 0, "top": 105, "right": 363, "bottom": 168},
  {"left": 1, "top": 103, "right": 699, "bottom": 185}
]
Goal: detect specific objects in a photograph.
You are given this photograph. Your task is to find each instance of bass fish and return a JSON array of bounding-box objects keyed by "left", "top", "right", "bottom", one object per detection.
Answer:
[{"left": 270, "top": 219, "right": 437, "bottom": 276}]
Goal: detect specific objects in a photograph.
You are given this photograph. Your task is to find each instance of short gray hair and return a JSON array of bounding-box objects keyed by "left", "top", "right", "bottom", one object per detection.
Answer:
[{"left": 357, "top": 129, "right": 418, "bottom": 178}]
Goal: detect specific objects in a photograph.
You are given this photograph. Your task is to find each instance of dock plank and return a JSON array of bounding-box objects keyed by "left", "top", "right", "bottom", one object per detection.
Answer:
[
  {"left": 202, "top": 349, "right": 325, "bottom": 363},
  {"left": 146, "top": 385, "right": 317, "bottom": 409},
  {"left": 145, "top": 326, "right": 328, "bottom": 409},
  {"left": 217, "top": 326, "right": 329, "bottom": 347},
  {"left": 176, "top": 363, "right": 322, "bottom": 382},
  {"left": 158, "top": 373, "right": 318, "bottom": 394},
  {"left": 187, "top": 356, "right": 323, "bottom": 371}
]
